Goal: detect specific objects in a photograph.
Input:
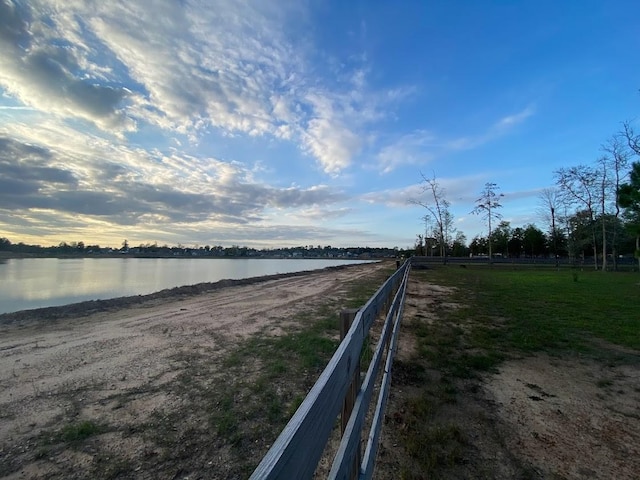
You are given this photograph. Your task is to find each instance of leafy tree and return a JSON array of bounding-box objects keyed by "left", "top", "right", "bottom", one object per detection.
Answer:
[
  {"left": 508, "top": 227, "right": 525, "bottom": 257},
  {"left": 555, "top": 166, "right": 600, "bottom": 269},
  {"left": 523, "top": 224, "right": 547, "bottom": 257},
  {"left": 451, "top": 232, "right": 468, "bottom": 257},
  {"left": 469, "top": 235, "right": 488, "bottom": 256},
  {"left": 618, "top": 161, "right": 640, "bottom": 270},
  {"left": 490, "top": 220, "right": 511, "bottom": 257},
  {"left": 547, "top": 227, "right": 568, "bottom": 258},
  {"left": 0, "top": 237, "right": 11, "bottom": 250},
  {"left": 471, "top": 182, "right": 503, "bottom": 260},
  {"left": 414, "top": 234, "right": 425, "bottom": 256},
  {"left": 567, "top": 210, "right": 598, "bottom": 263}
]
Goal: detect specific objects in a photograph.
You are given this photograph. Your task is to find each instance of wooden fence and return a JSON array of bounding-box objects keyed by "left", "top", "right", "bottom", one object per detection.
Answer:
[{"left": 250, "top": 259, "right": 411, "bottom": 479}]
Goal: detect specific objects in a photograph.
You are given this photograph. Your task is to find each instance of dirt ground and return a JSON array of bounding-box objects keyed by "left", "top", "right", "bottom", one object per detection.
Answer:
[
  {"left": 377, "top": 275, "right": 640, "bottom": 480},
  {"left": 1, "top": 263, "right": 639, "bottom": 479}
]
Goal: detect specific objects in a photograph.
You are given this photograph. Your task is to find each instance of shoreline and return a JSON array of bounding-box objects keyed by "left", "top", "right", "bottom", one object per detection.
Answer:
[
  {"left": 0, "top": 262, "right": 380, "bottom": 326},
  {"left": 0, "top": 261, "right": 390, "bottom": 479},
  {"left": 0, "top": 251, "right": 389, "bottom": 260}
]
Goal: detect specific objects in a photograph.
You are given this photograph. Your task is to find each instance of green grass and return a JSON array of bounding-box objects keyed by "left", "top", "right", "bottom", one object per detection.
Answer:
[
  {"left": 59, "top": 420, "right": 104, "bottom": 443},
  {"left": 428, "top": 266, "right": 640, "bottom": 355},
  {"left": 395, "top": 265, "right": 639, "bottom": 478},
  {"left": 201, "top": 264, "right": 395, "bottom": 459}
]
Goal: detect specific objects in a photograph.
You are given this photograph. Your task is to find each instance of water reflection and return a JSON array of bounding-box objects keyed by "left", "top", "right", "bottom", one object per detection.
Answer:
[{"left": 0, "top": 258, "right": 369, "bottom": 315}]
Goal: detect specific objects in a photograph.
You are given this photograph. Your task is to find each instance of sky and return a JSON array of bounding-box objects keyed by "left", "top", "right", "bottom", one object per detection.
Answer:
[{"left": 1, "top": 0, "right": 639, "bottom": 250}]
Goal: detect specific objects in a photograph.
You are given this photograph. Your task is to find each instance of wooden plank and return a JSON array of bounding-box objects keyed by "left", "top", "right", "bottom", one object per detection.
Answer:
[
  {"left": 360, "top": 266, "right": 405, "bottom": 332},
  {"left": 361, "top": 268, "right": 410, "bottom": 479},
  {"left": 249, "top": 312, "right": 366, "bottom": 479},
  {"left": 329, "top": 267, "right": 410, "bottom": 479},
  {"left": 340, "top": 308, "right": 361, "bottom": 480},
  {"left": 250, "top": 261, "right": 410, "bottom": 479},
  {"left": 328, "top": 298, "right": 399, "bottom": 479}
]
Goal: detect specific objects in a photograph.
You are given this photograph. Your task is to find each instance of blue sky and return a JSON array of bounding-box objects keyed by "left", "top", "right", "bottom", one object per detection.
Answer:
[{"left": 1, "top": 0, "right": 639, "bottom": 249}]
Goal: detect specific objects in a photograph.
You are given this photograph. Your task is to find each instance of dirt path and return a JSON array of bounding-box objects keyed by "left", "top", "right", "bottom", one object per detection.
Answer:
[{"left": 0, "top": 262, "right": 388, "bottom": 479}]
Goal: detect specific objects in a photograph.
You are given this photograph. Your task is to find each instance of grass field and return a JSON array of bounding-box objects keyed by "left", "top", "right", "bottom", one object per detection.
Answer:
[
  {"left": 394, "top": 265, "right": 640, "bottom": 479},
  {"left": 428, "top": 265, "right": 639, "bottom": 355}
]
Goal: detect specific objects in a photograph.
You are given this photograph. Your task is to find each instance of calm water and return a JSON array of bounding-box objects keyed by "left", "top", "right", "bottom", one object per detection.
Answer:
[{"left": 0, "top": 258, "right": 370, "bottom": 315}]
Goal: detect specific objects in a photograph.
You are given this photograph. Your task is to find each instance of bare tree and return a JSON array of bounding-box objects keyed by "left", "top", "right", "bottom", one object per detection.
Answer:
[
  {"left": 622, "top": 121, "right": 640, "bottom": 156},
  {"left": 471, "top": 182, "right": 504, "bottom": 260},
  {"left": 555, "top": 166, "right": 600, "bottom": 270},
  {"left": 596, "top": 156, "right": 610, "bottom": 270},
  {"left": 601, "top": 135, "right": 631, "bottom": 270},
  {"left": 537, "top": 187, "right": 562, "bottom": 267},
  {"left": 411, "top": 172, "right": 453, "bottom": 263}
]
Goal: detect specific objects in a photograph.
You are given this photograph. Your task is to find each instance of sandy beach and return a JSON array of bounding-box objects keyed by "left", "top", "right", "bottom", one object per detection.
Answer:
[{"left": 0, "top": 262, "right": 390, "bottom": 479}]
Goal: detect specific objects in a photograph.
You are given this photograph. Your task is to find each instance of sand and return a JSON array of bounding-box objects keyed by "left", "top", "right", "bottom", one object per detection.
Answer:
[{"left": 0, "top": 262, "right": 389, "bottom": 479}]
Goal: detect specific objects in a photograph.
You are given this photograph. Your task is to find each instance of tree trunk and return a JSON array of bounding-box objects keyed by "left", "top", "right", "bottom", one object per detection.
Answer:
[
  {"left": 637, "top": 234, "right": 640, "bottom": 273},
  {"left": 590, "top": 214, "right": 598, "bottom": 270},
  {"left": 488, "top": 215, "right": 493, "bottom": 263},
  {"left": 600, "top": 214, "right": 606, "bottom": 271}
]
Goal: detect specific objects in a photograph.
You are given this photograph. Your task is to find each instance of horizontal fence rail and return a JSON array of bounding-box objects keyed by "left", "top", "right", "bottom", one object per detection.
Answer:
[{"left": 250, "top": 260, "right": 411, "bottom": 480}]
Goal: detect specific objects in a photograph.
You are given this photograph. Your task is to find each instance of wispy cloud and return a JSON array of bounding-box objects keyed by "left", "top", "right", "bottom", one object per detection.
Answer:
[
  {"left": 375, "top": 130, "right": 438, "bottom": 173},
  {"left": 361, "top": 173, "right": 489, "bottom": 208},
  {"left": 446, "top": 105, "right": 536, "bottom": 151},
  {"left": 374, "top": 105, "right": 536, "bottom": 172}
]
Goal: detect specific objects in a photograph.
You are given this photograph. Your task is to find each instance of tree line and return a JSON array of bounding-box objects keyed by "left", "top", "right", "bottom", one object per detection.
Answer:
[
  {"left": 0, "top": 237, "right": 402, "bottom": 259},
  {"left": 413, "top": 116, "right": 640, "bottom": 271}
]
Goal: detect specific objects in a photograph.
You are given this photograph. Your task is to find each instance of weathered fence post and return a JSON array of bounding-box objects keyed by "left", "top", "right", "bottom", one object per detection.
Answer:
[{"left": 340, "top": 308, "right": 361, "bottom": 480}]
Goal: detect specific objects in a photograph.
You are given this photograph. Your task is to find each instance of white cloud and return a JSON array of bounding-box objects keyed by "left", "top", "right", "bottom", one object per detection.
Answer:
[
  {"left": 302, "top": 117, "right": 362, "bottom": 174},
  {"left": 0, "top": 115, "right": 348, "bottom": 230},
  {"left": 0, "top": 0, "right": 403, "bottom": 175},
  {"left": 496, "top": 105, "right": 536, "bottom": 129},
  {"left": 0, "top": 1, "right": 136, "bottom": 134}
]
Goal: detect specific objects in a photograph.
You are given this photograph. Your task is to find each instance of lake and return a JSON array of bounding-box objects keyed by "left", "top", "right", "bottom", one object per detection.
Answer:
[{"left": 0, "top": 257, "right": 372, "bottom": 315}]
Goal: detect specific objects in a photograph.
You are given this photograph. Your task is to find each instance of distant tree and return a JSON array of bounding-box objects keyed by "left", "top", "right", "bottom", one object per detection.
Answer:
[
  {"left": 0, "top": 237, "right": 11, "bottom": 250},
  {"left": 490, "top": 220, "right": 511, "bottom": 257},
  {"left": 414, "top": 234, "right": 425, "bottom": 256},
  {"left": 602, "top": 135, "right": 631, "bottom": 270},
  {"left": 619, "top": 162, "right": 640, "bottom": 270},
  {"left": 523, "top": 224, "right": 547, "bottom": 257},
  {"left": 471, "top": 182, "right": 504, "bottom": 260},
  {"left": 555, "top": 166, "right": 600, "bottom": 269},
  {"left": 538, "top": 187, "right": 562, "bottom": 266},
  {"left": 621, "top": 121, "right": 640, "bottom": 156},
  {"left": 469, "top": 235, "right": 488, "bottom": 256},
  {"left": 508, "top": 227, "right": 525, "bottom": 257},
  {"left": 412, "top": 172, "right": 454, "bottom": 263},
  {"left": 595, "top": 155, "right": 611, "bottom": 270},
  {"left": 121, "top": 239, "right": 129, "bottom": 251},
  {"left": 451, "top": 232, "right": 468, "bottom": 256},
  {"left": 567, "top": 210, "right": 598, "bottom": 263}
]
